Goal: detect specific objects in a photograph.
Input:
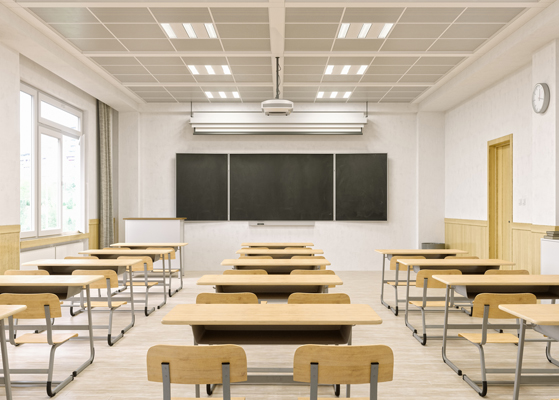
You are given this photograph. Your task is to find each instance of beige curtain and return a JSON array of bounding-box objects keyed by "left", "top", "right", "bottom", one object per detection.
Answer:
[{"left": 98, "top": 100, "right": 113, "bottom": 248}]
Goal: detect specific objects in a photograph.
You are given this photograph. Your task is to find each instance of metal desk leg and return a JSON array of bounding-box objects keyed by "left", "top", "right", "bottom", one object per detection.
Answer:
[
  {"left": 74, "top": 285, "right": 95, "bottom": 376},
  {"left": 177, "top": 247, "right": 184, "bottom": 292},
  {"left": 442, "top": 284, "right": 461, "bottom": 375},
  {"left": 380, "top": 255, "right": 396, "bottom": 315},
  {"left": 513, "top": 319, "right": 527, "bottom": 400},
  {"left": 0, "top": 318, "right": 12, "bottom": 400}
]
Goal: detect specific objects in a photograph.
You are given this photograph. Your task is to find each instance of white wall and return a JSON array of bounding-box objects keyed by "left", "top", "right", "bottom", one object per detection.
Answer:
[{"left": 118, "top": 106, "right": 442, "bottom": 271}]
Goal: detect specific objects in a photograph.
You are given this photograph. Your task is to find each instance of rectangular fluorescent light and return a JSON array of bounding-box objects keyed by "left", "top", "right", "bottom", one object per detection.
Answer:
[
  {"left": 222, "top": 65, "right": 231, "bottom": 75},
  {"left": 338, "top": 23, "right": 350, "bottom": 39},
  {"left": 161, "top": 23, "right": 176, "bottom": 39},
  {"left": 330, "top": 92, "right": 338, "bottom": 98},
  {"left": 341, "top": 65, "right": 350, "bottom": 75},
  {"left": 357, "top": 65, "right": 367, "bottom": 75},
  {"left": 317, "top": 92, "right": 324, "bottom": 98},
  {"left": 358, "top": 23, "right": 372, "bottom": 39},
  {"left": 205, "top": 23, "right": 217, "bottom": 38},
  {"left": 183, "top": 23, "right": 197, "bottom": 38},
  {"left": 325, "top": 65, "right": 334, "bottom": 75},
  {"left": 219, "top": 92, "right": 227, "bottom": 98},
  {"left": 188, "top": 65, "right": 199, "bottom": 75},
  {"left": 343, "top": 92, "right": 352, "bottom": 98},
  {"left": 205, "top": 65, "right": 215, "bottom": 75},
  {"left": 232, "top": 92, "right": 240, "bottom": 99},
  {"left": 205, "top": 92, "right": 213, "bottom": 98},
  {"left": 378, "top": 23, "right": 394, "bottom": 39}
]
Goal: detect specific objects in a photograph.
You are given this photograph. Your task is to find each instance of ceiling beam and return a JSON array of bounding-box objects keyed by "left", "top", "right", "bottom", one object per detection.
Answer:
[
  {"left": 84, "top": 51, "right": 472, "bottom": 57},
  {"left": 123, "top": 82, "right": 431, "bottom": 87}
]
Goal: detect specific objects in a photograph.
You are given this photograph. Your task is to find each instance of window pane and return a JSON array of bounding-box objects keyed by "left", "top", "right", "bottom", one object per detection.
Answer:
[
  {"left": 63, "top": 135, "right": 80, "bottom": 232},
  {"left": 20, "top": 92, "right": 34, "bottom": 232},
  {"left": 40, "top": 101, "right": 80, "bottom": 131},
  {"left": 41, "top": 134, "right": 61, "bottom": 231}
]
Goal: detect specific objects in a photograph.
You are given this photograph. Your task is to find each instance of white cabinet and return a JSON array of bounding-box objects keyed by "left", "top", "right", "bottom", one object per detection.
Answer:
[{"left": 541, "top": 238, "right": 559, "bottom": 275}]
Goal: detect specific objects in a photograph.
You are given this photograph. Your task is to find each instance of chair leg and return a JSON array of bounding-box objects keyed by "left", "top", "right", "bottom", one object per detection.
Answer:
[
  {"left": 462, "top": 344, "right": 488, "bottom": 397},
  {"left": 412, "top": 307, "right": 428, "bottom": 345},
  {"left": 46, "top": 343, "right": 74, "bottom": 397},
  {"left": 546, "top": 341, "right": 559, "bottom": 366}
]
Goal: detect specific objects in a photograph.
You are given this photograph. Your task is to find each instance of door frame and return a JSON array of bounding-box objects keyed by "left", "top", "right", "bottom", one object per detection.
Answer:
[{"left": 488, "top": 134, "right": 513, "bottom": 259}]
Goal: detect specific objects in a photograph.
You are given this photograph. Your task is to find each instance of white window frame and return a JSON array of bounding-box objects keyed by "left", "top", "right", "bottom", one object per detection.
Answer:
[{"left": 20, "top": 83, "right": 85, "bottom": 238}]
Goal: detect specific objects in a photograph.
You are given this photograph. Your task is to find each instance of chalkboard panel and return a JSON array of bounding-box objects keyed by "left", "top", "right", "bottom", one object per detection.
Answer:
[
  {"left": 230, "top": 154, "right": 333, "bottom": 221},
  {"left": 176, "top": 154, "right": 228, "bottom": 220},
  {"left": 336, "top": 154, "right": 387, "bottom": 221}
]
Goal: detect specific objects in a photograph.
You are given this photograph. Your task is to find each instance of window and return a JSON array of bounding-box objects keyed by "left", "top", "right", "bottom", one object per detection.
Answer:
[{"left": 20, "top": 84, "right": 84, "bottom": 238}]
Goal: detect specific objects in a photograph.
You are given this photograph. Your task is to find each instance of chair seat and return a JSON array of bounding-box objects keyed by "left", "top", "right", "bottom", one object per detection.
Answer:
[
  {"left": 409, "top": 301, "right": 449, "bottom": 308},
  {"left": 387, "top": 281, "right": 416, "bottom": 287},
  {"left": 15, "top": 332, "right": 78, "bottom": 345},
  {"left": 125, "top": 282, "right": 159, "bottom": 287},
  {"left": 458, "top": 332, "right": 519, "bottom": 344},
  {"left": 89, "top": 301, "right": 127, "bottom": 308}
]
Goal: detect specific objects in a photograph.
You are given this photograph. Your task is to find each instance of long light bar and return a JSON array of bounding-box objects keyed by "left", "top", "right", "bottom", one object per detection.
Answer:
[
  {"left": 357, "top": 65, "right": 368, "bottom": 75},
  {"left": 330, "top": 92, "right": 338, "bottom": 98},
  {"left": 343, "top": 92, "right": 352, "bottom": 98},
  {"left": 205, "top": 92, "right": 213, "bottom": 98},
  {"left": 358, "top": 23, "right": 372, "bottom": 39},
  {"left": 205, "top": 23, "right": 217, "bottom": 38},
  {"left": 378, "top": 23, "right": 394, "bottom": 39},
  {"left": 325, "top": 65, "right": 334, "bottom": 75},
  {"left": 232, "top": 92, "right": 240, "bottom": 98},
  {"left": 219, "top": 92, "right": 227, "bottom": 98},
  {"left": 338, "top": 23, "right": 350, "bottom": 39},
  {"left": 188, "top": 65, "right": 199, "bottom": 75},
  {"left": 161, "top": 23, "right": 176, "bottom": 39},
  {"left": 205, "top": 65, "right": 215, "bottom": 75},
  {"left": 222, "top": 65, "right": 231, "bottom": 75},
  {"left": 183, "top": 23, "right": 197, "bottom": 38},
  {"left": 317, "top": 92, "right": 324, "bottom": 98},
  {"left": 341, "top": 65, "right": 350, "bottom": 75}
]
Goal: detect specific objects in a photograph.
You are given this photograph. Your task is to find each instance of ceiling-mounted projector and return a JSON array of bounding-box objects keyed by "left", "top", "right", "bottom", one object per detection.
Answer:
[
  {"left": 261, "top": 99, "right": 294, "bottom": 116},
  {"left": 262, "top": 57, "right": 293, "bottom": 116}
]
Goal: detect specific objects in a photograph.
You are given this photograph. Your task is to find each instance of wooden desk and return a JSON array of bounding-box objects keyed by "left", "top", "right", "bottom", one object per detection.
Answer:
[
  {"left": 0, "top": 305, "right": 26, "bottom": 400},
  {"left": 110, "top": 242, "right": 188, "bottom": 294},
  {"left": 374, "top": 249, "right": 468, "bottom": 315},
  {"left": 498, "top": 304, "right": 559, "bottom": 400},
  {"left": 221, "top": 258, "right": 330, "bottom": 274},
  {"left": 433, "top": 274, "right": 559, "bottom": 376},
  {"left": 236, "top": 248, "right": 324, "bottom": 258},
  {"left": 198, "top": 274, "right": 342, "bottom": 298},
  {"left": 0, "top": 276, "right": 102, "bottom": 380},
  {"left": 241, "top": 242, "right": 314, "bottom": 248}
]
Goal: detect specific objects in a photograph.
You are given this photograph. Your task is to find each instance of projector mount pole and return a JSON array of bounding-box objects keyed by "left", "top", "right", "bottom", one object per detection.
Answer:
[{"left": 275, "top": 56, "right": 280, "bottom": 99}]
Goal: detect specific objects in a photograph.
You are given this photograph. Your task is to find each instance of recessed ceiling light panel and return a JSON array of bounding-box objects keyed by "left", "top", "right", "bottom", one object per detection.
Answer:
[
  {"left": 161, "top": 23, "right": 176, "bottom": 39},
  {"left": 222, "top": 65, "right": 231, "bottom": 75},
  {"left": 188, "top": 65, "right": 199, "bottom": 75},
  {"left": 343, "top": 92, "right": 352, "bottom": 98},
  {"left": 341, "top": 65, "right": 350, "bottom": 75},
  {"left": 205, "top": 65, "right": 215, "bottom": 75},
  {"left": 338, "top": 23, "right": 350, "bottom": 39},
  {"left": 183, "top": 23, "right": 197, "bottom": 38},
  {"left": 205, "top": 92, "right": 213, "bottom": 98},
  {"left": 325, "top": 65, "right": 334, "bottom": 75},
  {"left": 357, "top": 65, "right": 368, "bottom": 75},
  {"left": 330, "top": 92, "right": 338, "bottom": 98},
  {"left": 317, "top": 92, "right": 324, "bottom": 98},
  {"left": 219, "top": 92, "right": 227, "bottom": 98},
  {"left": 378, "top": 23, "right": 394, "bottom": 39},
  {"left": 205, "top": 23, "right": 217, "bottom": 38},
  {"left": 358, "top": 23, "right": 372, "bottom": 39},
  {"left": 233, "top": 92, "right": 240, "bottom": 99}
]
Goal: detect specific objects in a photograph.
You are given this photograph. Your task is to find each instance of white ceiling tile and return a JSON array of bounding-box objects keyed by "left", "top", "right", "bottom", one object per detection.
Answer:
[
  {"left": 407, "top": 65, "right": 453, "bottom": 74},
  {"left": 183, "top": 56, "right": 228, "bottom": 65},
  {"left": 106, "top": 24, "right": 166, "bottom": 39},
  {"left": 235, "top": 75, "right": 273, "bottom": 82},
  {"left": 321, "top": 75, "right": 362, "bottom": 82},
  {"left": 457, "top": 8, "right": 524, "bottom": 23},
  {"left": 416, "top": 56, "right": 465, "bottom": 65},
  {"left": 155, "top": 75, "right": 197, "bottom": 83},
  {"left": 150, "top": 8, "right": 212, "bottom": 23},
  {"left": 130, "top": 86, "right": 169, "bottom": 92},
  {"left": 389, "top": 24, "right": 449, "bottom": 39},
  {"left": 114, "top": 75, "right": 157, "bottom": 83},
  {"left": 360, "top": 75, "right": 401, "bottom": 82},
  {"left": 50, "top": 23, "right": 113, "bottom": 39},
  {"left": 285, "top": 24, "right": 338, "bottom": 39},
  {"left": 138, "top": 57, "right": 184, "bottom": 66},
  {"left": 217, "top": 24, "right": 270, "bottom": 39},
  {"left": 145, "top": 65, "right": 190, "bottom": 75},
  {"left": 342, "top": 8, "right": 403, "bottom": 23},
  {"left": 69, "top": 39, "right": 127, "bottom": 52},
  {"left": 284, "top": 57, "right": 328, "bottom": 66},
  {"left": 285, "top": 39, "right": 334, "bottom": 52},
  {"left": 103, "top": 65, "right": 149, "bottom": 74},
  {"left": 228, "top": 57, "right": 271, "bottom": 66},
  {"left": 399, "top": 74, "right": 442, "bottom": 83},
  {"left": 92, "top": 56, "right": 141, "bottom": 66},
  {"left": 231, "top": 65, "right": 272, "bottom": 74},
  {"left": 328, "top": 56, "right": 373, "bottom": 64},
  {"left": 171, "top": 39, "right": 223, "bottom": 52},
  {"left": 381, "top": 39, "right": 435, "bottom": 51},
  {"left": 442, "top": 24, "right": 505, "bottom": 39},
  {"left": 367, "top": 66, "right": 410, "bottom": 74},
  {"left": 284, "top": 75, "right": 322, "bottom": 82},
  {"left": 120, "top": 39, "right": 175, "bottom": 52},
  {"left": 390, "top": 86, "right": 428, "bottom": 92},
  {"left": 221, "top": 39, "right": 270, "bottom": 52},
  {"left": 284, "top": 65, "right": 324, "bottom": 74},
  {"left": 29, "top": 7, "right": 97, "bottom": 23},
  {"left": 285, "top": 8, "right": 343, "bottom": 23},
  {"left": 332, "top": 39, "right": 383, "bottom": 52},
  {"left": 89, "top": 8, "right": 156, "bottom": 23},
  {"left": 372, "top": 57, "right": 419, "bottom": 66},
  {"left": 193, "top": 75, "right": 236, "bottom": 82},
  {"left": 429, "top": 39, "right": 485, "bottom": 51},
  {"left": 399, "top": 8, "right": 464, "bottom": 23},
  {"left": 211, "top": 8, "right": 269, "bottom": 23}
]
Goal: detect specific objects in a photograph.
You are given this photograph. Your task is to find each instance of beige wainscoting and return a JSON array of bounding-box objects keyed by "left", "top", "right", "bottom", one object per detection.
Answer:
[
  {"left": 89, "top": 219, "right": 99, "bottom": 250},
  {"left": 0, "top": 225, "right": 20, "bottom": 274},
  {"left": 445, "top": 218, "right": 558, "bottom": 275}
]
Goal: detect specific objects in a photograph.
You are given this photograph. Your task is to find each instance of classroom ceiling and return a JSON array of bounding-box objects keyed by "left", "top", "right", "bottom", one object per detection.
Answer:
[{"left": 17, "top": 0, "right": 547, "bottom": 104}]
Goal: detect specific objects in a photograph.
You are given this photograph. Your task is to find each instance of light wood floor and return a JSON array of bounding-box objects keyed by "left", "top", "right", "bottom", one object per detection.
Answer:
[{"left": 2, "top": 271, "right": 558, "bottom": 400}]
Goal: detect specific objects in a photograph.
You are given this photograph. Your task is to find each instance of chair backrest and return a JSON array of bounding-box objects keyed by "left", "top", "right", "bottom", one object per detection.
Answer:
[
  {"left": 65, "top": 256, "right": 100, "bottom": 260},
  {"left": 146, "top": 247, "right": 175, "bottom": 260},
  {"left": 291, "top": 256, "right": 326, "bottom": 259},
  {"left": 223, "top": 269, "right": 268, "bottom": 275},
  {"left": 147, "top": 344, "right": 247, "bottom": 384},
  {"left": 293, "top": 345, "right": 394, "bottom": 385},
  {"left": 484, "top": 269, "right": 530, "bottom": 275},
  {"left": 72, "top": 270, "right": 119, "bottom": 289},
  {"left": 290, "top": 269, "right": 335, "bottom": 275},
  {"left": 5, "top": 269, "right": 49, "bottom": 275},
  {"left": 444, "top": 256, "right": 479, "bottom": 259},
  {"left": 239, "top": 256, "right": 273, "bottom": 259},
  {"left": 0, "top": 293, "right": 61, "bottom": 319},
  {"left": 118, "top": 256, "right": 153, "bottom": 271},
  {"left": 285, "top": 247, "right": 305, "bottom": 250},
  {"left": 196, "top": 293, "right": 259, "bottom": 304},
  {"left": 416, "top": 269, "right": 462, "bottom": 288},
  {"left": 472, "top": 293, "right": 537, "bottom": 319},
  {"left": 288, "top": 293, "right": 350, "bottom": 304},
  {"left": 390, "top": 256, "right": 425, "bottom": 271},
  {"left": 113, "top": 247, "right": 131, "bottom": 250}
]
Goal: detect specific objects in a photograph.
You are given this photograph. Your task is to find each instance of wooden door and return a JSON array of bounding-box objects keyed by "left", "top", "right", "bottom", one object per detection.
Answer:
[{"left": 489, "top": 135, "right": 513, "bottom": 261}]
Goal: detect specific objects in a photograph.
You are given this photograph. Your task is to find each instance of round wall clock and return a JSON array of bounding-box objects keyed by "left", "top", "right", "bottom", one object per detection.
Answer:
[{"left": 532, "top": 83, "right": 550, "bottom": 114}]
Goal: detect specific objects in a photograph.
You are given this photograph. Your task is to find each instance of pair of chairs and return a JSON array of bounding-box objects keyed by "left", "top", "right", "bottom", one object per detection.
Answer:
[{"left": 197, "top": 292, "right": 350, "bottom": 305}]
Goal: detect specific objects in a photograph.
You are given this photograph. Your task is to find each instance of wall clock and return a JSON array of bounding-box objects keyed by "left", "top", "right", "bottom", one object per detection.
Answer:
[{"left": 532, "top": 83, "right": 550, "bottom": 114}]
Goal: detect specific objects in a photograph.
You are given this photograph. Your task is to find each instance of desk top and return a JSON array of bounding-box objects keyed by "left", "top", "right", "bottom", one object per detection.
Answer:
[
  {"left": 433, "top": 275, "right": 559, "bottom": 286},
  {"left": 198, "top": 274, "right": 342, "bottom": 286},
  {"left": 242, "top": 242, "right": 314, "bottom": 247},
  {"left": 236, "top": 248, "right": 324, "bottom": 255},
  {"left": 22, "top": 258, "right": 144, "bottom": 268},
  {"left": 80, "top": 249, "right": 173, "bottom": 256},
  {"left": 0, "top": 275, "right": 103, "bottom": 287},
  {"left": 498, "top": 304, "right": 559, "bottom": 325},
  {"left": 111, "top": 243, "right": 188, "bottom": 248},
  {"left": 162, "top": 304, "right": 381, "bottom": 326},
  {"left": 222, "top": 259, "right": 330, "bottom": 267},
  {"left": 398, "top": 259, "right": 515, "bottom": 267},
  {"left": 0, "top": 305, "right": 27, "bottom": 320},
  {"left": 375, "top": 249, "right": 468, "bottom": 255}
]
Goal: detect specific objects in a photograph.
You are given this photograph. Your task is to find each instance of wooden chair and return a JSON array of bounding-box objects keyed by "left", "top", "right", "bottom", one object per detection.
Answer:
[
  {"left": 485, "top": 269, "right": 530, "bottom": 275},
  {"left": 384, "top": 256, "right": 425, "bottom": 315},
  {"left": 293, "top": 344, "right": 394, "bottom": 400},
  {"left": 288, "top": 293, "right": 350, "bottom": 304},
  {"left": 224, "top": 269, "right": 268, "bottom": 275},
  {"left": 146, "top": 247, "right": 179, "bottom": 275},
  {"left": 459, "top": 293, "right": 537, "bottom": 397},
  {"left": 407, "top": 269, "right": 463, "bottom": 345},
  {"left": 147, "top": 344, "right": 247, "bottom": 400},
  {"left": 291, "top": 269, "right": 334, "bottom": 275},
  {"left": 444, "top": 256, "right": 480, "bottom": 259},
  {"left": 5, "top": 269, "right": 49, "bottom": 275},
  {"left": 292, "top": 255, "right": 326, "bottom": 270},
  {"left": 196, "top": 292, "right": 259, "bottom": 304},
  {"left": 118, "top": 256, "right": 160, "bottom": 316},
  {"left": 65, "top": 256, "right": 100, "bottom": 259},
  {"left": 239, "top": 256, "right": 273, "bottom": 259},
  {"left": 71, "top": 270, "right": 131, "bottom": 345},
  {"left": 0, "top": 293, "right": 78, "bottom": 396}
]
